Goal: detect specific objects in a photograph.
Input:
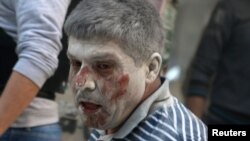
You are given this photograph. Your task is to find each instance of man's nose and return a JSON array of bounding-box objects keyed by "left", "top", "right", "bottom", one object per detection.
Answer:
[{"left": 75, "top": 67, "right": 95, "bottom": 91}]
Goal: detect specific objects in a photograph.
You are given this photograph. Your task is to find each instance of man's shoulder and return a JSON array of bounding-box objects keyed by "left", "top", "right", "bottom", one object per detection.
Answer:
[
  {"left": 89, "top": 98, "right": 207, "bottom": 141},
  {"left": 126, "top": 98, "right": 207, "bottom": 140}
]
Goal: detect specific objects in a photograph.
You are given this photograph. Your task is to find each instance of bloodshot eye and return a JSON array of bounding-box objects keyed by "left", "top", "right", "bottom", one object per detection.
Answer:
[
  {"left": 95, "top": 61, "right": 114, "bottom": 74},
  {"left": 71, "top": 60, "right": 82, "bottom": 68},
  {"left": 97, "top": 63, "right": 112, "bottom": 70}
]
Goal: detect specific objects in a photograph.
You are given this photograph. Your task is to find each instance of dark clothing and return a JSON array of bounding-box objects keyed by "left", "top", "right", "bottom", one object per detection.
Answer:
[
  {"left": 184, "top": 0, "right": 250, "bottom": 124},
  {"left": 0, "top": 28, "right": 17, "bottom": 90},
  {"left": 0, "top": 25, "right": 69, "bottom": 100}
]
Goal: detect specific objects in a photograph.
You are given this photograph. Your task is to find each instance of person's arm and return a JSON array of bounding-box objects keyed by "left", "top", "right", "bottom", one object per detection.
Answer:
[
  {"left": 186, "top": 96, "right": 206, "bottom": 119},
  {"left": 0, "top": 71, "right": 39, "bottom": 134},
  {"left": 0, "top": 0, "right": 70, "bottom": 135},
  {"left": 183, "top": 0, "right": 234, "bottom": 119}
]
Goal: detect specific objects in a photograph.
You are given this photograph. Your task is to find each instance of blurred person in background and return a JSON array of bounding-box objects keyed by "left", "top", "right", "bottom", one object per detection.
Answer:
[
  {"left": 64, "top": 0, "right": 207, "bottom": 140},
  {"left": 183, "top": 0, "right": 250, "bottom": 124},
  {"left": 0, "top": 0, "right": 71, "bottom": 140}
]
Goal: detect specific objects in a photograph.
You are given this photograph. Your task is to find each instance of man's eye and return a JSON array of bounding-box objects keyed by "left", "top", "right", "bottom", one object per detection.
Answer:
[
  {"left": 71, "top": 60, "right": 82, "bottom": 67},
  {"left": 96, "top": 63, "right": 112, "bottom": 70}
]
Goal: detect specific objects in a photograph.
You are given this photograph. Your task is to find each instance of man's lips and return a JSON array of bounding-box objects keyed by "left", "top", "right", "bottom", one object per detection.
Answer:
[{"left": 79, "top": 101, "right": 102, "bottom": 114}]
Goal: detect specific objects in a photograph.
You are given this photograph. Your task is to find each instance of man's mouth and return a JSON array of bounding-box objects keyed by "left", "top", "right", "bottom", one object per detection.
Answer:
[{"left": 78, "top": 101, "right": 102, "bottom": 114}]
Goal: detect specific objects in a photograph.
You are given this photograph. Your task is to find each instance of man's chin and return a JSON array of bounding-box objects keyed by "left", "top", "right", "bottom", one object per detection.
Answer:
[{"left": 81, "top": 117, "right": 118, "bottom": 131}]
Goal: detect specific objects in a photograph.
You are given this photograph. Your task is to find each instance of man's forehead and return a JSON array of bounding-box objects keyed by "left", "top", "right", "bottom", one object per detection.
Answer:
[
  {"left": 68, "top": 37, "right": 101, "bottom": 49},
  {"left": 67, "top": 37, "right": 124, "bottom": 60}
]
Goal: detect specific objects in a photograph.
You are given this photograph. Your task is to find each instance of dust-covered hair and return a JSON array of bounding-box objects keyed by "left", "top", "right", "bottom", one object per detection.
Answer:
[{"left": 64, "top": 0, "right": 165, "bottom": 65}]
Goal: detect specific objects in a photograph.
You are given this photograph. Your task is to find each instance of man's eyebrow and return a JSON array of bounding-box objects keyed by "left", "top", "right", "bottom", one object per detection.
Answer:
[
  {"left": 90, "top": 53, "right": 119, "bottom": 60},
  {"left": 67, "top": 52, "right": 73, "bottom": 59},
  {"left": 67, "top": 52, "right": 120, "bottom": 63},
  {"left": 67, "top": 52, "right": 79, "bottom": 61}
]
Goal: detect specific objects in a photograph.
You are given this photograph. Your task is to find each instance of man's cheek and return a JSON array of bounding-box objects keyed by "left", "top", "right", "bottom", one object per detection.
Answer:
[
  {"left": 111, "top": 74, "right": 129, "bottom": 100},
  {"left": 118, "top": 74, "right": 129, "bottom": 94},
  {"left": 68, "top": 70, "right": 75, "bottom": 85},
  {"left": 69, "top": 68, "right": 78, "bottom": 90},
  {"left": 69, "top": 76, "right": 78, "bottom": 92},
  {"left": 98, "top": 81, "right": 114, "bottom": 99}
]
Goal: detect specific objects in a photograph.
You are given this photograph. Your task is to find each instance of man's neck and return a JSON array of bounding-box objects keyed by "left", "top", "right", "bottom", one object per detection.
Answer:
[
  {"left": 106, "top": 128, "right": 118, "bottom": 134},
  {"left": 105, "top": 77, "right": 161, "bottom": 135},
  {"left": 142, "top": 77, "right": 161, "bottom": 102}
]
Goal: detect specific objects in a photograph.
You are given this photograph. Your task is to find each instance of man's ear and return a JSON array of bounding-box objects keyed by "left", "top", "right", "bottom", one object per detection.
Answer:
[{"left": 145, "top": 52, "right": 162, "bottom": 83}]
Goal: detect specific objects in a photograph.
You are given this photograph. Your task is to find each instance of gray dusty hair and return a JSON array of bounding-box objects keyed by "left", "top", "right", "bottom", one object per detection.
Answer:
[{"left": 64, "top": 0, "right": 165, "bottom": 65}]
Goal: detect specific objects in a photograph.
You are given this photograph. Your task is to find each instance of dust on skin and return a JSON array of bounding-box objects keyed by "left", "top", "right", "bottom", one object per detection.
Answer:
[
  {"left": 67, "top": 37, "right": 147, "bottom": 132},
  {"left": 73, "top": 66, "right": 131, "bottom": 128},
  {"left": 74, "top": 67, "right": 89, "bottom": 89}
]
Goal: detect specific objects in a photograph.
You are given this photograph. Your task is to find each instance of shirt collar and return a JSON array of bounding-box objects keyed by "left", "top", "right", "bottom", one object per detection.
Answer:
[{"left": 112, "top": 77, "right": 172, "bottom": 138}]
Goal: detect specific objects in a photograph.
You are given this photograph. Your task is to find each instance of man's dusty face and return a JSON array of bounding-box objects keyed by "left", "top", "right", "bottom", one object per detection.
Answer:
[{"left": 67, "top": 37, "right": 147, "bottom": 130}]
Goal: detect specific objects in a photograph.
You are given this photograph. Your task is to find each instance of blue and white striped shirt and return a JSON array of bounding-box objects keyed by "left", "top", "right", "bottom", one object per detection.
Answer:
[{"left": 89, "top": 78, "right": 207, "bottom": 141}]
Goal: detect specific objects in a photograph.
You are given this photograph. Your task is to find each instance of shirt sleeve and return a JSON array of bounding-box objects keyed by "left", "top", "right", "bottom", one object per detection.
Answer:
[
  {"left": 184, "top": 1, "right": 234, "bottom": 97},
  {"left": 13, "top": 0, "right": 71, "bottom": 87}
]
